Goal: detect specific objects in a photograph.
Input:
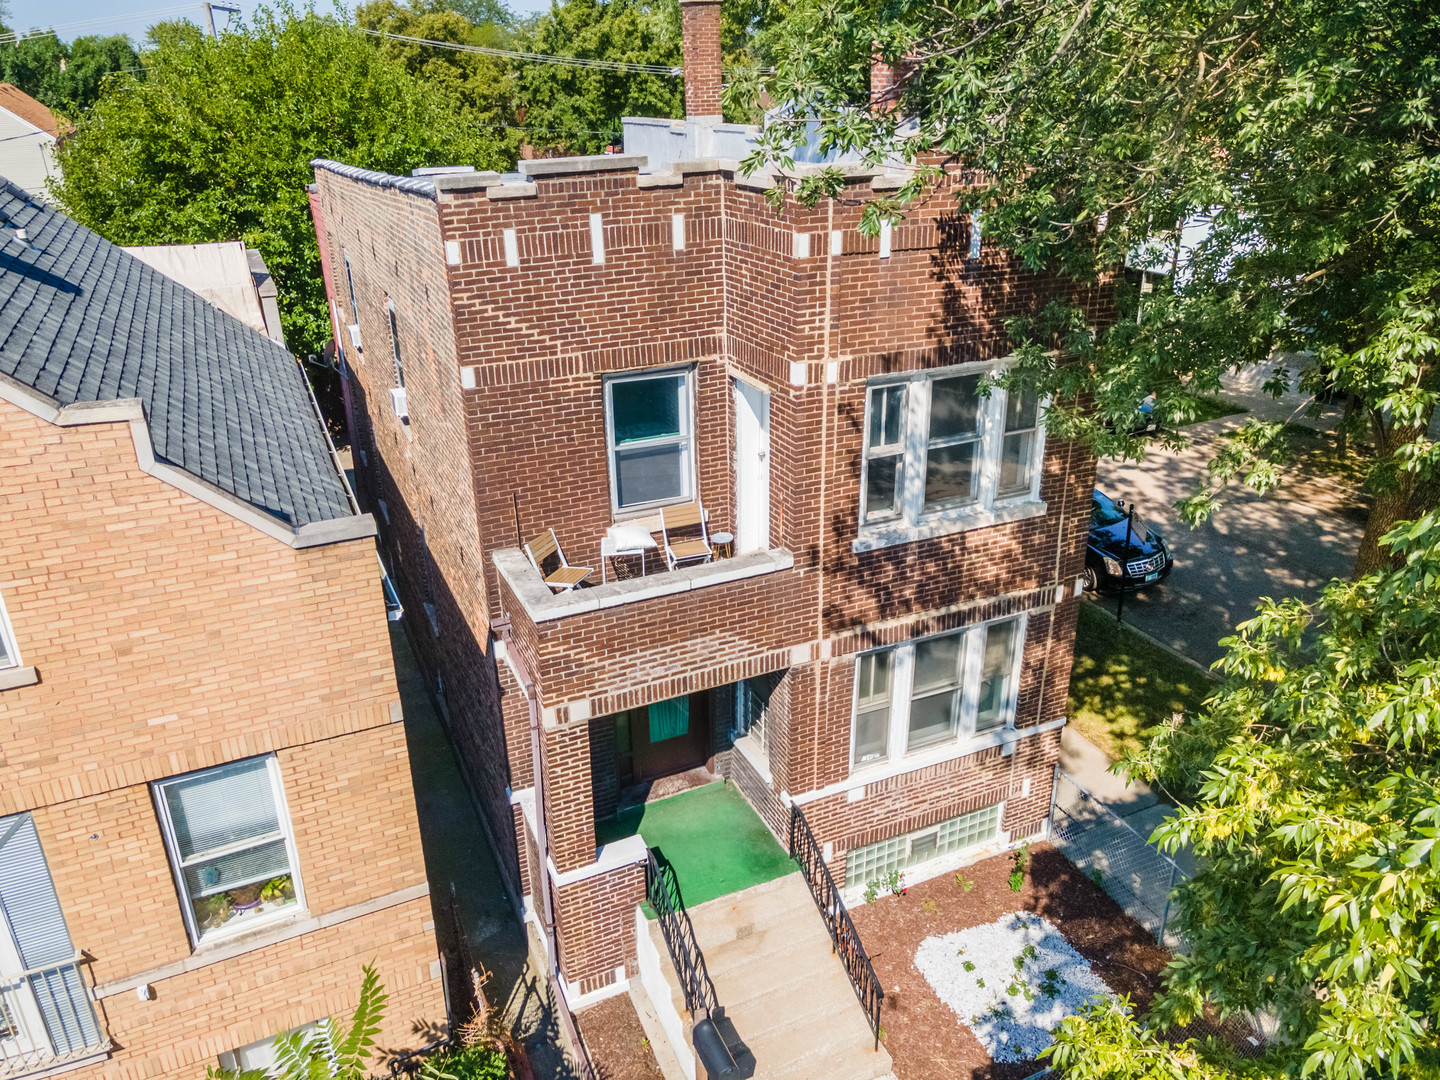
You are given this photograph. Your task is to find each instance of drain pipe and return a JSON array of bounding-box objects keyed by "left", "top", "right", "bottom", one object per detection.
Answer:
[{"left": 493, "top": 619, "right": 562, "bottom": 1018}]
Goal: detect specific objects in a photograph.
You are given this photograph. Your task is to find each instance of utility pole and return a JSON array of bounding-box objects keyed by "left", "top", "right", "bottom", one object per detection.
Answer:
[{"left": 201, "top": 3, "right": 242, "bottom": 38}]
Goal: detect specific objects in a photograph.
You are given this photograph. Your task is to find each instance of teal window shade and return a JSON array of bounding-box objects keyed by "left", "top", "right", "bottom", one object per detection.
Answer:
[{"left": 648, "top": 696, "right": 690, "bottom": 742}]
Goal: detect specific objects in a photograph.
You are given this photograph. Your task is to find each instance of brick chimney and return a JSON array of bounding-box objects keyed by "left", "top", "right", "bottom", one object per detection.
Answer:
[{"left": 680, "top": 0, "right": 723, "bottom": 121}]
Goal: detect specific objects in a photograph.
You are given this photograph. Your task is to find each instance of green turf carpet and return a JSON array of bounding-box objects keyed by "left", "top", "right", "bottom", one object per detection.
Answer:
[{"left": 595, "top": 781, "right": 795, "bottom": 912}]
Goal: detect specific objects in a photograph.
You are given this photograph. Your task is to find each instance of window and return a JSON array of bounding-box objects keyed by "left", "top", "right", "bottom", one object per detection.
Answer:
[
  {"left": 847, "top": 804, "right": 1002, "bottom": 887},
  {"left": 858, "top": 364, "right": 1045, "bottom": 544},
  {"left": 850, "top": 615, "right": 1026, "bottom": 770},
  {"left": 343, "top": 251, "right": 358, "bottom": 319},
  {"left": 604, "top": 368, "right": 695, "bottom": 514},
  {"left": 219, "top": 1021, "right": 320, "bottom": 1074},
  {"left": 0, "top": 590, "right": 18, "bottom": 669},
  {"left": 154, "top": 756, "right": 302, "bottom": 945},
  {"left": 386, "top": 299, "right": 404, "bottom": 389},
  {"left": 734, "top": 674, "right": 779, "bottom": 751}
]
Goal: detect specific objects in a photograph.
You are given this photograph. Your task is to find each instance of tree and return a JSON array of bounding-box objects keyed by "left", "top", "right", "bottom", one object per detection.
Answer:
[
  {"left": 52, "top": 4, "right": 513, "bottom": 359},
  {"left": 1039, "top": 507, "right": 1440, "bottom": 1079},
  {"left": 0, "top": 32, "right": 138, "bottom": 117},
  {"left": 740, "top": 0, "right": 1440, "bottom": 577},
  {"left": 355, "top": 0, "right": 520, "bottom": 144}
]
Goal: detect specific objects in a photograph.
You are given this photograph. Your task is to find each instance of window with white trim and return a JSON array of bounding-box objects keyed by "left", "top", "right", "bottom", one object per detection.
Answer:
[
  {"left": 154, "top": 756, "right": 303, "bottom": 945},
  {"left": 859, "top": 363, "right": 1044, "bottom": 540},
  {"left": 850, "top": 615, "right": 1026, "bottom": 770},
  {"left": 604, "top": 367, "right": 695, "bottom": 514},
  {"left": 0, "top": 590, "right": 18, "bottom": 670}
]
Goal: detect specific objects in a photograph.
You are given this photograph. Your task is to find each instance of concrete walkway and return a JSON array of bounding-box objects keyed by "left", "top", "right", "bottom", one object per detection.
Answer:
[
  {"left": 648, "top": 874, "right": 894, "bottom": 1080},
  {"left": 389, "top": 626, "right": 573, "bottom": 1078}
]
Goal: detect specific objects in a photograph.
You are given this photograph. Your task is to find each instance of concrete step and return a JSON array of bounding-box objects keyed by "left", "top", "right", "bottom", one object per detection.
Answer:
[{"left": 647, "top": 873, "right": 893, "bottom": 1080}]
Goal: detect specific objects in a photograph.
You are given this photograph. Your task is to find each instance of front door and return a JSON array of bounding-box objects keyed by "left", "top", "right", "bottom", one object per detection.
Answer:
[
  {"left": 0, "top": 905, "right": 49, "bottom": 1062},
  {"left": 733, "top": 379, "right": 771, "bottom": 554},
  {"left": 616, "top": 694, "right": 711, "bottom": 787}
]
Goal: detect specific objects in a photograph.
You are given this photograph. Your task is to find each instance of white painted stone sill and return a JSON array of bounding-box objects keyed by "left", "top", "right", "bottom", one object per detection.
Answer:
[
  {"left": 494, "top": 547, "right": 794, "bottom": 624},
  {"left": 852, "top": 498, "right": 1047, "bottom": 553},
  {"left": 730, "top": 731, "right": 773, "bottom": 785},
  {"left": 0, "top": 665, "right": 38, "bottom": 691}
]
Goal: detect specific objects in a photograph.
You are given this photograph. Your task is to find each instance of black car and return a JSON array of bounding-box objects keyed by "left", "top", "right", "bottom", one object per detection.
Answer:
[{"left": 1084, "top": 489, "right": 1173, "bottom": 592}]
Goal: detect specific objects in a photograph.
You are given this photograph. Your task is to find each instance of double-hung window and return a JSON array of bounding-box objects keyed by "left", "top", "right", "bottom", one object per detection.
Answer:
[
  {"left": 850, "top": 615, "right": 1026, "bottom": 771},
  {"left": 858, "top": 363, "right": 1045, "bottom": 548},
  {"left": 154, "top": 756, "right": 303, "bottom": 945},
  {"left": 604, "top": 368, "right": 695, "bottom": 514}
]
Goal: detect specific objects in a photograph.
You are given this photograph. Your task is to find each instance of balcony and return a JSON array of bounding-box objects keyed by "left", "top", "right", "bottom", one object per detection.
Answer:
[
  {"left": 1, "top": 957, "right": 109, "bottom": 1078},
  {"left": 493, "top": 546, "right": 805, "bottom": 713}
]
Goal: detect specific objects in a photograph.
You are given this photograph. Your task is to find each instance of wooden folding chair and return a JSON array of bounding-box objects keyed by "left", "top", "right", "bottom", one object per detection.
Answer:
[
  {"left": 661, "top": 501, "right": 713, "bottom": 571},
  {"left": 524, "top": 529, "right": 594, "bottom": 592}
]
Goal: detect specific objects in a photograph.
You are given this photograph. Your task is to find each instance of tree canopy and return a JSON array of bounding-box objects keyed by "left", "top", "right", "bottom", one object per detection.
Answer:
[
  {"left": 52, "top": 4, "right": 512, "bottom": 358},
  {"left": 742, "top": 0, "right": 1440, "bottom": 577},
  {"left": 1045, "top": 506, "right": 1440, "bottom": 1078},
  {"left": 0, "top": 31, "right": 138, "bottom": 118}
]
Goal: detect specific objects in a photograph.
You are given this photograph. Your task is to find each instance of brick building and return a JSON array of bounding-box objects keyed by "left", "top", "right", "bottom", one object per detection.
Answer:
[
  {"left": 308, "top": 0, "right": 1105, "bottom": 1049},
  {"left": 0, "top": 182, "right": 444, "bottom": 1079}
]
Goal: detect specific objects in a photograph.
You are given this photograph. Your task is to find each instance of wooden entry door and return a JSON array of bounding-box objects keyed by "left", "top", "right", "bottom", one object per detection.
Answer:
[{"left": 616, "top": 694, "right": 711, "bottom": 787}]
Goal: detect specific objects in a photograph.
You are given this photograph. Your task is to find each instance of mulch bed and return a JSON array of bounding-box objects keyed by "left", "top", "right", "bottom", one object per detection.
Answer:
[
  {"left": 850, "top": 843, "right": 1172, "bottom": 1080},
  {"left": 576, "top": 993, "right": 665, "bottom": 1080}
]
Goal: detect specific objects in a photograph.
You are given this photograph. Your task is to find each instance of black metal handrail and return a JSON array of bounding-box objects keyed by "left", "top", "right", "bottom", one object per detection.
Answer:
[
  {"left": 788, "top": 804, "right": 884, "bottom": 1050},
  {"left": 645, "top": 850, "right": 719, "bottom": 1019}
]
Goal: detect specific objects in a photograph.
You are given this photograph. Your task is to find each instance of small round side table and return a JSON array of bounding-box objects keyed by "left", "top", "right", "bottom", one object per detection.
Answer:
[{"left": 711, "top": 531, "right": 734, "bottom": 559}]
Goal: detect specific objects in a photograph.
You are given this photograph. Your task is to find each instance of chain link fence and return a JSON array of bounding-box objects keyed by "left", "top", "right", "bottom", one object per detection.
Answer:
[
  {"left": 1048, "top": 769, "right": 1185, "bottom": 948},
  {"left": 1047, "top": 768, "right": 1270, "bottom": 1059}
]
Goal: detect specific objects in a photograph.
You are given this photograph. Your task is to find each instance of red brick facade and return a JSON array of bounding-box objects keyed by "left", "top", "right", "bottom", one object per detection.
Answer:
[{"left": 309, "top": 151, "right": 1104, "bottom": 999}]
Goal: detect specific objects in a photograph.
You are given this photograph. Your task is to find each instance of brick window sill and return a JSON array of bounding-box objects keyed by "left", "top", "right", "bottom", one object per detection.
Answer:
[
  {"left": 0, "top": 665, "right": 38, "bottom": 691},
  {"left": 852, "top": 498, "right": 1047, "bottom": 554}
]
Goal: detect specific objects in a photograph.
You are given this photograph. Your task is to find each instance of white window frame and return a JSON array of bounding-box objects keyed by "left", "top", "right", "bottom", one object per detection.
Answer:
[
  {"left": 849, "top": 613, "right": 1028, "bottom": 773},
  {"left": 856, "top": 360, "right": 1047, "bottom": 551},
  {"left": 0, "top": 590, "right": 19, "bottom": 670},
  {"left": 604, "top": 366, "right": 697, "bottom": 517},
  {"left": 153, "top": 755, "right": 305, "bottom": 948}
]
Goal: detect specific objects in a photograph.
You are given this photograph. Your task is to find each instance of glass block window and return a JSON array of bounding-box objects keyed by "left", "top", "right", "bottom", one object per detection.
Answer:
[{"left": 848, "top": 804, "right": 1003, "bottom": 887}]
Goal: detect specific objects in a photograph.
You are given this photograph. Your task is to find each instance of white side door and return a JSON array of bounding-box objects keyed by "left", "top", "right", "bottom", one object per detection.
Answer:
[
  {"left": 0, "top": 904, "right": 50, "bottom": 1063},
  {"left": 733, "top": 379, "right": 771, "bottom": 554}
]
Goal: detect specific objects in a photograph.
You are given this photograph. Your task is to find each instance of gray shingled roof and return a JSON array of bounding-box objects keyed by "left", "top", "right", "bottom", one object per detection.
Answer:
[{"left": 0, "top": 178, "right": 353, "bottom": 528}]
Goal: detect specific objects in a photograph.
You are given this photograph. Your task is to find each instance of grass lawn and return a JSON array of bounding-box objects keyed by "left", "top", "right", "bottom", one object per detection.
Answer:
[
  {"left": 1176, "top": 394, "right": 1248, "bottom": 425},
  {"left": 595, "top": 781, "right": 795, "bottom": 912},
  {"left": 1067, "top": 601, "right": 1216, "bottom": 760}
]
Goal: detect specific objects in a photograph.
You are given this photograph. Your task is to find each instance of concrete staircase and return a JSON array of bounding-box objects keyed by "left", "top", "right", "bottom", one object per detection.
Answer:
[{"left": 645, "top": 873, "right": 894, "bottom": 1080}]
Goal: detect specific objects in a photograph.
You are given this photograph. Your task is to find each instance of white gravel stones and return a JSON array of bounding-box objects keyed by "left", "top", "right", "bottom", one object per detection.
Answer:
[{"left": 913, "top": 911, "right": 1115, "bottom": 1062}]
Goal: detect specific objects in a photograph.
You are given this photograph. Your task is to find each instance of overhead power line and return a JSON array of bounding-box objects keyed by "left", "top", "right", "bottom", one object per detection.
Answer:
[
  {"left": 0, "top": 4, "right": 198, "bottom": 45},
  {"left": 357, "top": 27, "right": 683, "bottom": 76}
]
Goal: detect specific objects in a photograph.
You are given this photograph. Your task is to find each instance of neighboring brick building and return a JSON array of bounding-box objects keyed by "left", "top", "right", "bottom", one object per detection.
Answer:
[
  {"left": 309, "top": 0, "right": 1105, "bottom": 1019},
  {"left": 0, "top": 182, "right": 444, "bottom": 1080}
]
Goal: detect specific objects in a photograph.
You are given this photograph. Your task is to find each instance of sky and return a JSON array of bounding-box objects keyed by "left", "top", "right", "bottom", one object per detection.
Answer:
[{"left": 2, "top": 0, "right": 549, "bottom": 44}]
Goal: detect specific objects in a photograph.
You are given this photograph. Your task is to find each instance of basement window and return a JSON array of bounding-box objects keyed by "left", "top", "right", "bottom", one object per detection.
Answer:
[
  {"left": 604, "top": 367, "right": 696, "bottom": 515},
  {"left": 856, "top": 361, "right": 1046, "bottom": 551},
  {"left": 847, "top": 804, "right": 1003, "bottom": 887}
]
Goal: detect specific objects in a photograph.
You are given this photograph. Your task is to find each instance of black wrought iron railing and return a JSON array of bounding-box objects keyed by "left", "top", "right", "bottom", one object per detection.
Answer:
[
  {"left": 644, "top": 850, "right": 719, "bottom": 1019},
  {"left": 788, "top": 804, "right": 883, "bottom": 1050}
]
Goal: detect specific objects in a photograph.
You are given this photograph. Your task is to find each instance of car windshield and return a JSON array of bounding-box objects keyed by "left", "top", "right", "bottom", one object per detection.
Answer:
[{"left": 1092, "top": 493, "right": 1127, "bottom": 527}]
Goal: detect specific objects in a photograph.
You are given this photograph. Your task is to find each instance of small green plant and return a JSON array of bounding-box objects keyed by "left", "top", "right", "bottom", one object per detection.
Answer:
[
  {"left": 1008, "top": 841, "right": 1032, "bottom": 892},
  {"left": 975, "top": 977, "right": 986, "bottom": 988},
  {"left": 962, "top": 960, "right": 976, "bottom": 972},
  {"left": 1039, "top": 967, "right": 1066, "bottom": 998},
  {"left": 884, "top": 869, "right": 906, "bottom": 896},
  {"left": 863, "top": 878, "right": 881, "bottom": 904},
  {"left": 1006, "top": 981, "right": 1021, "bottom": 996},
  {"left": 921, "top": 899, "right": 937, "bottom": 914},
  {"left": 1090, "top": 867, "right": 1104, "bottom": 886},
  {"left": 955, "top": 871, "right": 975, "bottom": 892}
]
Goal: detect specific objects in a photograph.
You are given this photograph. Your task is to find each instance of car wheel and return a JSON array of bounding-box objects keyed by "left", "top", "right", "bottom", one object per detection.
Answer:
[{"left": 1083, "top": 566, "right": 1101, "bottom": 592}]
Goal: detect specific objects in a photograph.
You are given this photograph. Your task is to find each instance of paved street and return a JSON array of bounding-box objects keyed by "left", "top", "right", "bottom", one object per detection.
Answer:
[{"left": 1090, "top": 372, "right": 1366, "bottom": 666}]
